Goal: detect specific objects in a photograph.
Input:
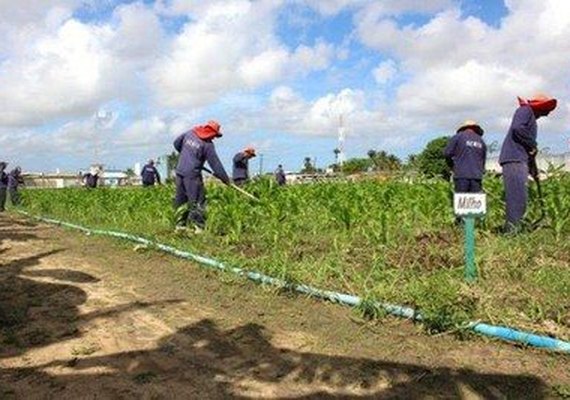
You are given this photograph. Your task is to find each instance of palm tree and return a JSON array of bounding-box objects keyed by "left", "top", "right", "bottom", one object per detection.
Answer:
[
  {"left": 302, "top": 157, "right": 315, "bottom": 173},
  {"left": 366, "top": 149, "right": 376, "bottom": 170},
  {"left": 333, "top": 148, "right": 341, "bottom": 165}
]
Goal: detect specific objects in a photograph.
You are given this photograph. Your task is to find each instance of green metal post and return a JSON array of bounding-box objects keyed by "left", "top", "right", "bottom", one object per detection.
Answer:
[{"left": 464, "top": 216, "right": 477, "bottom": 282}]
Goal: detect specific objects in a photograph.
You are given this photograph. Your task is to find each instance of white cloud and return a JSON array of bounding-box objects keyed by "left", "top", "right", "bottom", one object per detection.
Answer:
[
  {"left": 0, "top": 0, "right": 79, "bottom": 25},
  {"left": 234, "top": 86, "right": 399, "bottom": 139},
  {"left": 111, "top": 3, "right": 165, "bottom": 63},
  {"left": 150, "top": 0, "right": 334, "bottom": 108},
  {"left": 372, "top": 59, "right": 397, "bottom": 85},
  {"left": 298, "top": 0, "right": 369, "bottom": 16},
  {"left": 290, "top": 40, "right": 334, "bottom": 72},
  {"left": 239, "top": 48, "right": 289, "bottom": 87},
  {"left": 354, "top": 0, "right": 570, "bottom": 135},
  {"left": 2, "top": 0, "right": 570, "bottom": 171},
  {"left": 299, "top": 0, "right": 452, "bottom": 17},
  {"left": 115, "top": 114, "right": 196, "bottom": 149},
  {"left": 0, "top": 19, "right": 115, "bottom": 126},
  {"left": 0, "top": 3, "right": 166, "bottom": 127}
]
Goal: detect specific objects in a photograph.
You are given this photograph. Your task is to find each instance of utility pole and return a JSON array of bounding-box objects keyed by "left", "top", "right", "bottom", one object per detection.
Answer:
[
  {"left": 338, "top": 114, "right": 346, "bottom": 167},
  {"left": 258, "top": 154, "right": 264, "bottom": 176}
]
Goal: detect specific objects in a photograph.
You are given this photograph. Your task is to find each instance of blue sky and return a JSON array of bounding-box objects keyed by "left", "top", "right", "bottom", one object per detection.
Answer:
[{"left": 0, "top": 0, "right": 569, "bottom": 173}]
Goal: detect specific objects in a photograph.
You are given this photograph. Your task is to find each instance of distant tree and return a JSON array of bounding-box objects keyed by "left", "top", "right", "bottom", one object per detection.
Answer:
[
  {"left": 416, "top": 136, "right": 451, "bottom": 180},
  {"left": 341, "top": 157, "right": 371, "bottom": 174},
  {"left": 367, "top": 150, "right": 377, "bottom": 170},
  {"left": 301, "top": 156, "right": 317, "bottom": 174},
  {"left": 404, "top": 154, "right": 419, "bottom": 171},
  {"left": 365, "top": 149, "right": 402, "bottom": 171},
  {"left": 332, "top": 148, "right": 341, "bottom": 170},
  {"left": 125, "top": 168, "right": 135, "bottom": 178},
  {"left": 376, "top": 150, "right": 401, "bottom": 171}
]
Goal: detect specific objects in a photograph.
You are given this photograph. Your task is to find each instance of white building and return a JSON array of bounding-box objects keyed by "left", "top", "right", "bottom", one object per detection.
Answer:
[{"left": 486, "top": 152, "right": 570, "bottom": 173}]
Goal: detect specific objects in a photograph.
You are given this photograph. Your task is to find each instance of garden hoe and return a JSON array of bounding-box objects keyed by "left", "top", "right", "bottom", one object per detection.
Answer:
[{"left": 201, "top": 167, "right": 260, "bottom": 202}]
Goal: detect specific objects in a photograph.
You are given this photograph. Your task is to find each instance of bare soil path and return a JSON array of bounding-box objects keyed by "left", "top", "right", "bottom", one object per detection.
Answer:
[{"left": 0, "top": 213, "right": 568, "bottom": 399}]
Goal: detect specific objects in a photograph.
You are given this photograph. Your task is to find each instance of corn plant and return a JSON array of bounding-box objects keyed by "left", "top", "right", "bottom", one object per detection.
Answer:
[{"left": 18, "top": 174, "right": 570, "bottom": 335}]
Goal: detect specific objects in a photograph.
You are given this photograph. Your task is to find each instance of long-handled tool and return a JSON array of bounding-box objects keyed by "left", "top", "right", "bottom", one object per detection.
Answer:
[
  {"left": 201, "top": 167, "right": 259, "bottom": 202},
  {"left": 528, "top": 155, "right": 546, "bottom": 230}
]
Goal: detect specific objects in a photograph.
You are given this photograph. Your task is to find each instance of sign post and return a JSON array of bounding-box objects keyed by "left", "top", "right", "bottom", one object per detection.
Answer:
[{"left": 454, "top": 193, "right": 487, "bottom": 283}]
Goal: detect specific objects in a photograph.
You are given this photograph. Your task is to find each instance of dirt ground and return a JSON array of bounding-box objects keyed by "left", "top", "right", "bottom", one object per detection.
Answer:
[{"left": 0, "top": 213, "right": 568, "bottom": 399}]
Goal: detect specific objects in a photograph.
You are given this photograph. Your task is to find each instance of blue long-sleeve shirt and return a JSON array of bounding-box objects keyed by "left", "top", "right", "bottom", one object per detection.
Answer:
[
  {"left": 173, "top": 130, "right": 230, "bottom": 184},
  {"left": 275, "top": 167, "right": 286, "bottom": 185},
  {"left": 232, "top": 152, "right": 249, "bottom": 181},
  {"left": 141, "top": 164, "right": 161, "bottom": 185},
  {"left": 83, "top": 173, "right": 99, "bottom": 188},
  {"left": 8, "top": 170, "right": 24, "bottom": 189},
  {"left": 443, "top": 129, "right": 487, "bottom": 179},
  {"left": 499, "top": 105, "right": 537, "bottom": 165}
]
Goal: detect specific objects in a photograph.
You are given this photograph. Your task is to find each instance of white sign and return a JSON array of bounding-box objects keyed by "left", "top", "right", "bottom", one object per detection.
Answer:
[{"left": 454, "top": 193, "right": 487, "bottom": 216}]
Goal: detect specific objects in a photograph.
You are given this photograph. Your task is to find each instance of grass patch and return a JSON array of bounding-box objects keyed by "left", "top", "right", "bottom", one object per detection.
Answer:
[{"left": 17, "top": 175, "right": 570, "bottom": 337}]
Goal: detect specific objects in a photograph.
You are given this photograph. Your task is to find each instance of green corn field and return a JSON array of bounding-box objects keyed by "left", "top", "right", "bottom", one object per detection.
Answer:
[{"left": 19, "top": 173, "right": 570, "bottom": 336}]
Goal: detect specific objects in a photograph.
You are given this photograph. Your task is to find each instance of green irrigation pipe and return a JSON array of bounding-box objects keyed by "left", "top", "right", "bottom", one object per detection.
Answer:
[{"left": 15, "top": 210, "right": 570, "bottom": 353}]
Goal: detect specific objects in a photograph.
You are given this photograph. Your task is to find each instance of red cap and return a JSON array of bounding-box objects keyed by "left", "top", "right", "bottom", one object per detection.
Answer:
[
  {"left": 243, "top": 147, "right": 256, "bottom": 157},
  {"left": 518, "top": 94, "right": 557, "bottom": 114},
  {"left": 194, "top": 120, "right": 222, "bottom": 140}
]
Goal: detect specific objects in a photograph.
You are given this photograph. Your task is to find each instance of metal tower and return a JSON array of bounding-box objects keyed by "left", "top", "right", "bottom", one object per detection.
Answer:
[{"left": 338, "top": 114, "right": 346, "bottom": 166}]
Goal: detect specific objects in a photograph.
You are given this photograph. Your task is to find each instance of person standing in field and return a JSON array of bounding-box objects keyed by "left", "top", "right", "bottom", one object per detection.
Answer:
[
  {"left": 232, "top": 147, "right": 256, "bottom": 187},
  {"left": 173, "top": 120, "right": 230, "bottom": 232},
  {"left": 141, "top": 159, "right": 161, "bottom": 187},
  {"left": 83, "top": 168, "right": 100, "bottom": 188},
  {"left": 275, "top": 164, "right": 286, "bottom": 186},
  {"left": 8, "top": 166, "right": 25, "bottom": 206},
  {"left": 0, "top": 162, "right": 8, "bottom": 212},
  {"left": 443, "top": 120, "right": 487, "bottom": 193},
  {"left": 499, "top": 94, "right": 557, "bottom": 233}
]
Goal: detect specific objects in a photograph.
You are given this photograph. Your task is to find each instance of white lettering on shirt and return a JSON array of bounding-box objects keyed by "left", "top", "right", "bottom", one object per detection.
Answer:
[
  {"left": 185, "top": 139, "right": 201, "bottom": 150},
  {"left": 466, "top": 140, "right": 483, "bottom": 149}
]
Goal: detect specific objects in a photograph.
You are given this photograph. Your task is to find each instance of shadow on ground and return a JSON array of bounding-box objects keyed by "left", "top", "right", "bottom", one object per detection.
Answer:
[
  {"left": 0, "top": 214, "right": 184, "bottom": 372},
  {"left": 0, "top": 217, "right": 38, "bottom": 245},
  {"left": 1, "top": 316, "right": 550, "bottom": 398},
  {"left": 0, "top": 249, "right": 181, "bottom": 358},
  {"left": 0, "top": 215, "right": 554, "bottom": 399}
]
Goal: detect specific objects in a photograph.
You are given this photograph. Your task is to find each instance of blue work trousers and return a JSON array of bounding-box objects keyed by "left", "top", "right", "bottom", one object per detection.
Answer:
[
  {"left": 453, "top": 178, "right": 482, "bottom": 193},
  {"left": 174, "top": 174, "right": 206, "bottom": 228},
  {"left": 502, "top": 162, "right": 528, "bottom": 225}
]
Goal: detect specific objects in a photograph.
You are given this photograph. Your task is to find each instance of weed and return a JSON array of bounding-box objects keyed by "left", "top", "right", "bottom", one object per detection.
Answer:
[{"left": 133, "top": 371, "right": 157, "bottom": 384}]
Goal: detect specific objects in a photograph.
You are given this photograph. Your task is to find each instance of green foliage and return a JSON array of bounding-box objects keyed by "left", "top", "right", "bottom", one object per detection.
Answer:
[
  {"left": 339, "top": 150, "right": 401, "bottom": 174},
  {"left": 408, "top": 274, "right": 477, "bottom": 333},
  {"left": 18, "top": 174, "right": 570, "bottom": 336},
  {"left": 341, "top": 157, "right": 371, "bottom": 174},
  {"left": 368, "top": 150, "right": 401, "bottom": 171},
  {"left": 300, "top": 157, "right": 317, "bottom": 174},
  {"left": 417, "top": 136, "right": 452, "bottom": 179}
]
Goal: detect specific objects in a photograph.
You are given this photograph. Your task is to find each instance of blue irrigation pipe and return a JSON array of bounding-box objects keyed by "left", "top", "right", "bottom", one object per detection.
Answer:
[{"left": 16, "top": 210, "right": 570, "bottom": 353}]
